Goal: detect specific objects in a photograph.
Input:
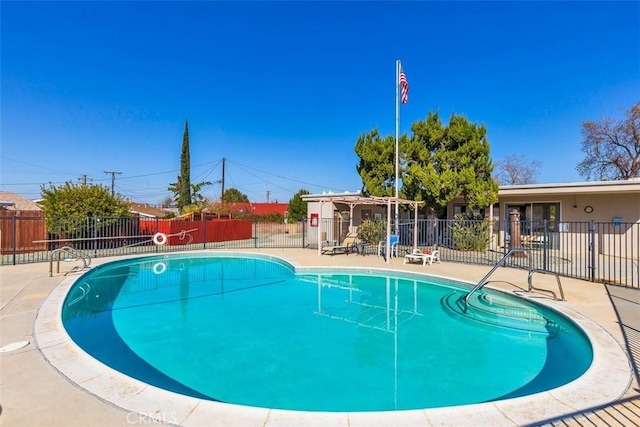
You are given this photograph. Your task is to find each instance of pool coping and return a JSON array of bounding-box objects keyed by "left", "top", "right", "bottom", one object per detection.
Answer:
[{"left": 34, "top": 251, "right": 633, "bottom": 427}]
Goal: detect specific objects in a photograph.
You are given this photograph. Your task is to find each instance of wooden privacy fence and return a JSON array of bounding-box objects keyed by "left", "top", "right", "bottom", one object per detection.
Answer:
[{"left": 0, "top": 211, "right": 46, "bottom": 254}]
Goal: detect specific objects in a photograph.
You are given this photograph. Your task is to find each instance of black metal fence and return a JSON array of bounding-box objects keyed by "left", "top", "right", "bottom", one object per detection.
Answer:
[
  {"left": 392, "top": 217, "right": 639, "bottom": 288},
  {"left": 1, "top": 214, "right": 638, "bottom": 289},
  {"left": 0, "top": 215, "right": 309, "bottom": 265}
]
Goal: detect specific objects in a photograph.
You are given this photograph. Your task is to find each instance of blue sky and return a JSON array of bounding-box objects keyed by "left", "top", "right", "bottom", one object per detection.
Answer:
[{"left": 2, "top": 1, "right": 639, "bottom": 204}]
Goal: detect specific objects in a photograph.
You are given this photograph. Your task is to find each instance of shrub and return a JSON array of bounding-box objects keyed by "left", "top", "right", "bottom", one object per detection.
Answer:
[
  {"left": 255, "top": 213, "right": 285, "bottom": 223},
  {"left": 40, "top": 182, "right": 131, "bottom": 241},
  {"left": 450, "top": 213, "right": 490, "bottom": 251},
  {"left": 358, "top": 219, "right": 386, "bottom": 244}
]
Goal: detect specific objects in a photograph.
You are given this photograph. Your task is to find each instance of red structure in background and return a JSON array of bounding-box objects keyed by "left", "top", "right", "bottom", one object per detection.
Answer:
[
  {"left": 139, "top": 218, "right": 252, "bottom": 245},
  {"left": 249, "top": 203, "right": 288, "bottom": 216},
  {"left": 207, "top": 202, "right": 288, "bottom": 217}
]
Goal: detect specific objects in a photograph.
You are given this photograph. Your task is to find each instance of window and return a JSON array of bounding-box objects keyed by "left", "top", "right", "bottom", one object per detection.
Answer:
[
  {"left": 454, "top": 203, "right": 497, "bottom": 219},
  {"left": 506, "top": 202, "right": 560, "bottom": 232},
  {"left": 453, "top": 205, "right": 467, "bottom": 216}
]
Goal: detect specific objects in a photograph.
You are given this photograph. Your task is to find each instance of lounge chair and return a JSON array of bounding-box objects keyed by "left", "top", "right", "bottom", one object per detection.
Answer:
[
  {"left": 521, "top": 235, "right": 548, "bottom": 249},
  {"left": 321, "top": 232, "right": 360, "bottom": 255},
  {"left": 404, "top": 249, "right": 440, "bottom": 266}
]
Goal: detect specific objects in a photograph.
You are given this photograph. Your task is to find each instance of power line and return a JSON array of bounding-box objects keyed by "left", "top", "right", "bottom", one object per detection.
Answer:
[
  {"left": 0, "top": 155, "right": 83, "bottom": 176},
  {"left": 227, "top": 158, "right": 341, "bottom": 192},
  {"left": 3, "top": 155, "right": 346, "bottom": 203}
]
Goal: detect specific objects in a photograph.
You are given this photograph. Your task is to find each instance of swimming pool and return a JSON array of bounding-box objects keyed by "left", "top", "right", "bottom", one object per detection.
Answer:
[{"left": 61, "top": 253, "right": 593, "bottom": 412}]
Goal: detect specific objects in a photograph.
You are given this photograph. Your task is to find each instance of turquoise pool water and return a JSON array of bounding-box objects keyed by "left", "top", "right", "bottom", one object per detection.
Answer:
[{"left": 62, "top": 254, "right": 593, "bottom": 412}]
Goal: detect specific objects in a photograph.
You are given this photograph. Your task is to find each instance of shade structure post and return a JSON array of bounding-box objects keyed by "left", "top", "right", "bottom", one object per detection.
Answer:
[{"left": 317, "top": 201, "right": 323, "bottom": 256}]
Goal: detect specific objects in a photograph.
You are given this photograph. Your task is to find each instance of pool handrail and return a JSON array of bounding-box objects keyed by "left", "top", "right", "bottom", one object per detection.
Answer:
[
  {"left": 528, "top": 268, "right": 565, "bottom": 301},
  {"left": 462, "top": 247, "right": 532, "bottom": 305},
  {"left": 49, "top": 246, "right": 92, "bottom": 277}
]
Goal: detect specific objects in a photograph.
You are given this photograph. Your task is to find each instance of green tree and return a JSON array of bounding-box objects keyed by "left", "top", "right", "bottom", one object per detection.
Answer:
[
  {"left": 287, "top": 189, "right": 309, "bottom": 223},
  {"left": 181, "top": 203, "right": 203, "bottom": 215},
  {"left": 356, "top": 112, "right": 499, "bottom": 213},
  {"left": 167, "top": 176, "right": 183, "bottom": 205},
  {"left": 168, "top": 178, "right": 211, "bottom": 208},
  {"left": 178, "top": 119, "right": 192, "bottom": 210},
  {"left": 221, "top": 188, "right": 249, "bottom": 203},
  {"left": 355, "top": 129, "right": 405, "bottom": 196},
  {"left": 190, "top": 181, "right": 212, "bottom": 205},
  {"left": 168, "top": 120, "right": 211, "bottom": 212},
  {"left": 577, "top": 101, "right": 640, "bottom": 180},
  {"left": 40, "top": 181, "right": 131, "bottom": 236},
  {"left": 428, "top": 112, "right": 498, "bottom": 210}
]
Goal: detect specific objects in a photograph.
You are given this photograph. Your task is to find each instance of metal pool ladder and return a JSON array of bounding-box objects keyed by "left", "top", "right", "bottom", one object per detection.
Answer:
[
  {"left": 463, "top": 247, "right": 565, "bottom": 305},
  {"left": 49, "top": 246, "right": 92, "bottom": 277}
]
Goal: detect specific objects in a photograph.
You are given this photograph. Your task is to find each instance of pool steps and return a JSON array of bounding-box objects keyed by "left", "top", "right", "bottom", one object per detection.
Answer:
[{"left": 443, "top": 291, "right": 560, "bottom": 338}]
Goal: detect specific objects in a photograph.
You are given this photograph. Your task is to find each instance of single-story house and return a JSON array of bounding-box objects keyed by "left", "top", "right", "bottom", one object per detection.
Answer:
[
  {"left": 304, "top": 180, "right": 640, "bottom": 254},
  {"left": 450, "top": 179, "right": 640, "bottom": 224},
  {"left": 450, "top": 179, "right": 640, "bottom": 251},
  {"left": 129, "top": 202, "right": 172, "bottom": 218},
  {"left": 306, "top": 180, "right": 639, "bottom": 225},
  {"left": 0, "top": 191, "right": 42, "bottom": 211}
]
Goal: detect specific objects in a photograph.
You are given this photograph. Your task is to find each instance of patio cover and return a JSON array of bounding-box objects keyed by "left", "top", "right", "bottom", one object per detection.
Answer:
[{"left": 302, "top": 194, "right": 424, "bottom": 263}]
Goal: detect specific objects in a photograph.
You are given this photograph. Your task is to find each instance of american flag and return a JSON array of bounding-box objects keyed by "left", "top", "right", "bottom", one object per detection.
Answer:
[{"left": 399, "top": 66, "right": 409, "bottom": 104}]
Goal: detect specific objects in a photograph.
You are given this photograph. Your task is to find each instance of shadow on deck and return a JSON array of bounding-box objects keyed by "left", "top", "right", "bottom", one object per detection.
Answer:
[{"left": 531, "top": 285, "right": 640, "bottom": 426}]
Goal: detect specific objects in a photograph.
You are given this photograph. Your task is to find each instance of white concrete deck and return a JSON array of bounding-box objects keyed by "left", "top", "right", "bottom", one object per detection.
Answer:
[{"left": 1, "top": 248, "right": 639, "bottom": 426}]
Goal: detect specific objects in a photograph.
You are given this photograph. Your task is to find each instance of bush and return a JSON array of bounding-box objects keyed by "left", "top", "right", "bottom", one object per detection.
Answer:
[
  {"left": 255, "top": 213, "right": 285, "bottom": 223},
  {"left": 287, "top": 189, "right": 309, "bottom": 223},
  {"left": 450, "top": 213, "right": 490, "bottom": 251},
  {"left": 40, "top": 182, "right": 131, "bottom": 241},
  {"left": 358, "top": 219, "right": 386, "bottom": 244}
]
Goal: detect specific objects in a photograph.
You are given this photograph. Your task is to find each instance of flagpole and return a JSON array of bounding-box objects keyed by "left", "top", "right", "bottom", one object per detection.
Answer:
[{"left": 395, "top": 60, "right": 400, "bottom": 233}]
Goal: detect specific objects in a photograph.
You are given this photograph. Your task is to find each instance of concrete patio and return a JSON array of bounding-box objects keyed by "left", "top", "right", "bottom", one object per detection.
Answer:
[{"left": 1, "top": 248, "right": 639, "bottom": 426}]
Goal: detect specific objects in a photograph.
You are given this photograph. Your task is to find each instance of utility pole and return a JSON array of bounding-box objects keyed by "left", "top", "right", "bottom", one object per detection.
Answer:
[
  {"left": 78, "top": 174, "right": 88, "bottom": 185},
  {"left": 265, "top": 182, "right": 270, "bottom": 203},
  {"left": 220, "top": 158, "right": 226, "bottom": 202},
  {"left": 104, "top": 171, "right": 122, "bottom": 197}
]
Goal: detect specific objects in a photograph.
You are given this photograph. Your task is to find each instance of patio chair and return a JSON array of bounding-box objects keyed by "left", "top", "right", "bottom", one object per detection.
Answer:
[
  {"left": 404, "top": 249, "right": 440, "bottom": 266},
  {"left": 321, "top": 232, "right": 360, "bottom": 255},
  {"left": 378, "top": 234, "right": 399, "bottom": 258}
]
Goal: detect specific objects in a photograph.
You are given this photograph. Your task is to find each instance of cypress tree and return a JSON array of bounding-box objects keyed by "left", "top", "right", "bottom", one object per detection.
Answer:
[{"left": 178, "top": 119, "right": 192, "bottom": 211}]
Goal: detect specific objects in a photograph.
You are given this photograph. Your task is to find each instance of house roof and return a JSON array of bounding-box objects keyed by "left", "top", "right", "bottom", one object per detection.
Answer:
[
  {"left": 0, "top": 191, "right": 42, "bottom": 211},
  {"left": 128, "top": 203, "right": 169, "bottom": 218},
  {"left": 499, "top": 179, "right": 640, "bottom": 196}
]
